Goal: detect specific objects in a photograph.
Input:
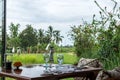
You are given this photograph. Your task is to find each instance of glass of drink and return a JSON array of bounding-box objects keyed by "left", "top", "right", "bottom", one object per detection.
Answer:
[
  {"left": 43, "top": 53, "right": 50, "bottom": 72},
  {"left": 57, "top": 54, "right": 64, "bottom": 67}
]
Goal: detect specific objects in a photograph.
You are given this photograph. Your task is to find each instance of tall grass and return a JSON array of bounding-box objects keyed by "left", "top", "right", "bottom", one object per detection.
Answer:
[
  {"left": 102, "top": 53, "right": 120, "bottom": 70},
  {"left": 7, "top": 53, "right": 78, "bottom": 65}
]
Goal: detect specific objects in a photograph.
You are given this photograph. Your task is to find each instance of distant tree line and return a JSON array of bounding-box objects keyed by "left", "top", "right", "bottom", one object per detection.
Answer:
[{"left": 7, "top": 24, "right": 63, "bottom": 53}]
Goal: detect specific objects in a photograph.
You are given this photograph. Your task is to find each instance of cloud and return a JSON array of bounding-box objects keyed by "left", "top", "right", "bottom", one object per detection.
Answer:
[
  {"left": 6, "top": 0, "right": 94, "bottom": 23},
  {"left": 7, "top": 0, "right": 120, "bottom": 24}
]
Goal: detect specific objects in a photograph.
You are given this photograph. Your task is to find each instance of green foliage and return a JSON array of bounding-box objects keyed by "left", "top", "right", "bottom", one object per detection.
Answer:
[
  {"left": 7, "top": 24, "right": 63, "bottom": 53},
  {"left": 30, "top": 46, "right": 37, "bottom": 53},
  {"left": 36, "top": 43, "right": 47, "bottom": 53},
  {"left": 46, "top": 25, "right": 64, "bottom": 44},
  {"left": 94, "top": 0, "right": 120, "bottom": 58},
  {"left": 7, "top": 37, "right": 21, "bottom": 48},
  {"left": 7, "top": 23, "right": 21, "bottom": 51},
  {"left": 58, "top": 46, "right": 75, "bottom": 53},
  {"left": 101, "top": 52, "right": 120, "bottom": 70},
  {"left": 69, "top": 0, "right": 120, "bottom": 70},
  {"left": 53, "top": 30, "right": 64, "bottom": 44},
  {"left": 9, "top": 22, "right": 20, "bottom": 38},
  {"left": 19, "top": 25, "right": 38, "bottom": 50},
  {"left": 69, "top": 24, "right": 95, "bottom": 57},
  {"left": 38, "top": 29, "right": 48, "bottom": 44}
]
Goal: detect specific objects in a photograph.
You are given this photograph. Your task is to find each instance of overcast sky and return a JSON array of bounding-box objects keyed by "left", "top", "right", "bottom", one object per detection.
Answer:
[{"left": 6, "top": 0, "right": 120, "bottom": 46}]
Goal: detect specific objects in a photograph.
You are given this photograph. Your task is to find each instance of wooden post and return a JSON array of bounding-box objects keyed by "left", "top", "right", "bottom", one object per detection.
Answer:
[{"left": 1, "top": 0, "right": 6, "bottom": 80}]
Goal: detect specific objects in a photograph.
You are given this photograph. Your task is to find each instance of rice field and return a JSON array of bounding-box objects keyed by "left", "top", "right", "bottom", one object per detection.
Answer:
[{"left": 7, "top": 52, "right": 78, "bottom": 65}]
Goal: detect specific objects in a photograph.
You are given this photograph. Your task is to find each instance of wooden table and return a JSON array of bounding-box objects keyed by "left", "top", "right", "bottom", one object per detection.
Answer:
[{"left": 0, "top": 64, "right": 102, "bottom": 80}]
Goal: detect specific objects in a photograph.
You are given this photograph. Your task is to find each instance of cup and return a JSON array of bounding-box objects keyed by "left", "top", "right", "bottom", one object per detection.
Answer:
[
  {"left": 5, "top": 61, "right": 12, "bottom": 70},
  {"left": 43, "top": 53, "right": 50, "bottom": 72}
]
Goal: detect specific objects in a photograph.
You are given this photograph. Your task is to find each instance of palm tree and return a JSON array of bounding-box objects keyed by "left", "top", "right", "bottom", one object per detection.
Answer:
[
  {"left": 38, "top": 29, "right": 44, "bottom": 44},
  {"left": 46, "top": 26, "right": 63, "bottom": 45},
  {"left": 54, "top": 30, "right": 64, "bottom": 44},
  {"left": 46, "top": 26, "right": 54, "bottom": 39}
]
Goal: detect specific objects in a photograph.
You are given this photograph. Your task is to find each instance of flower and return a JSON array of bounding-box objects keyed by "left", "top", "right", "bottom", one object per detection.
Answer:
[{"left": 13, "top": 61, "right": 22, "bottom": 67}]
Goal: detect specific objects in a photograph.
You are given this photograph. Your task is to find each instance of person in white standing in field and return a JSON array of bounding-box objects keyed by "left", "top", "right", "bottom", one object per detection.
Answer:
[
  {"left": 12, "top": 47, "right": 15, "bottom": 53},
  {"left": 17, "top": 47, "right": 21, "bottom": 55}
]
